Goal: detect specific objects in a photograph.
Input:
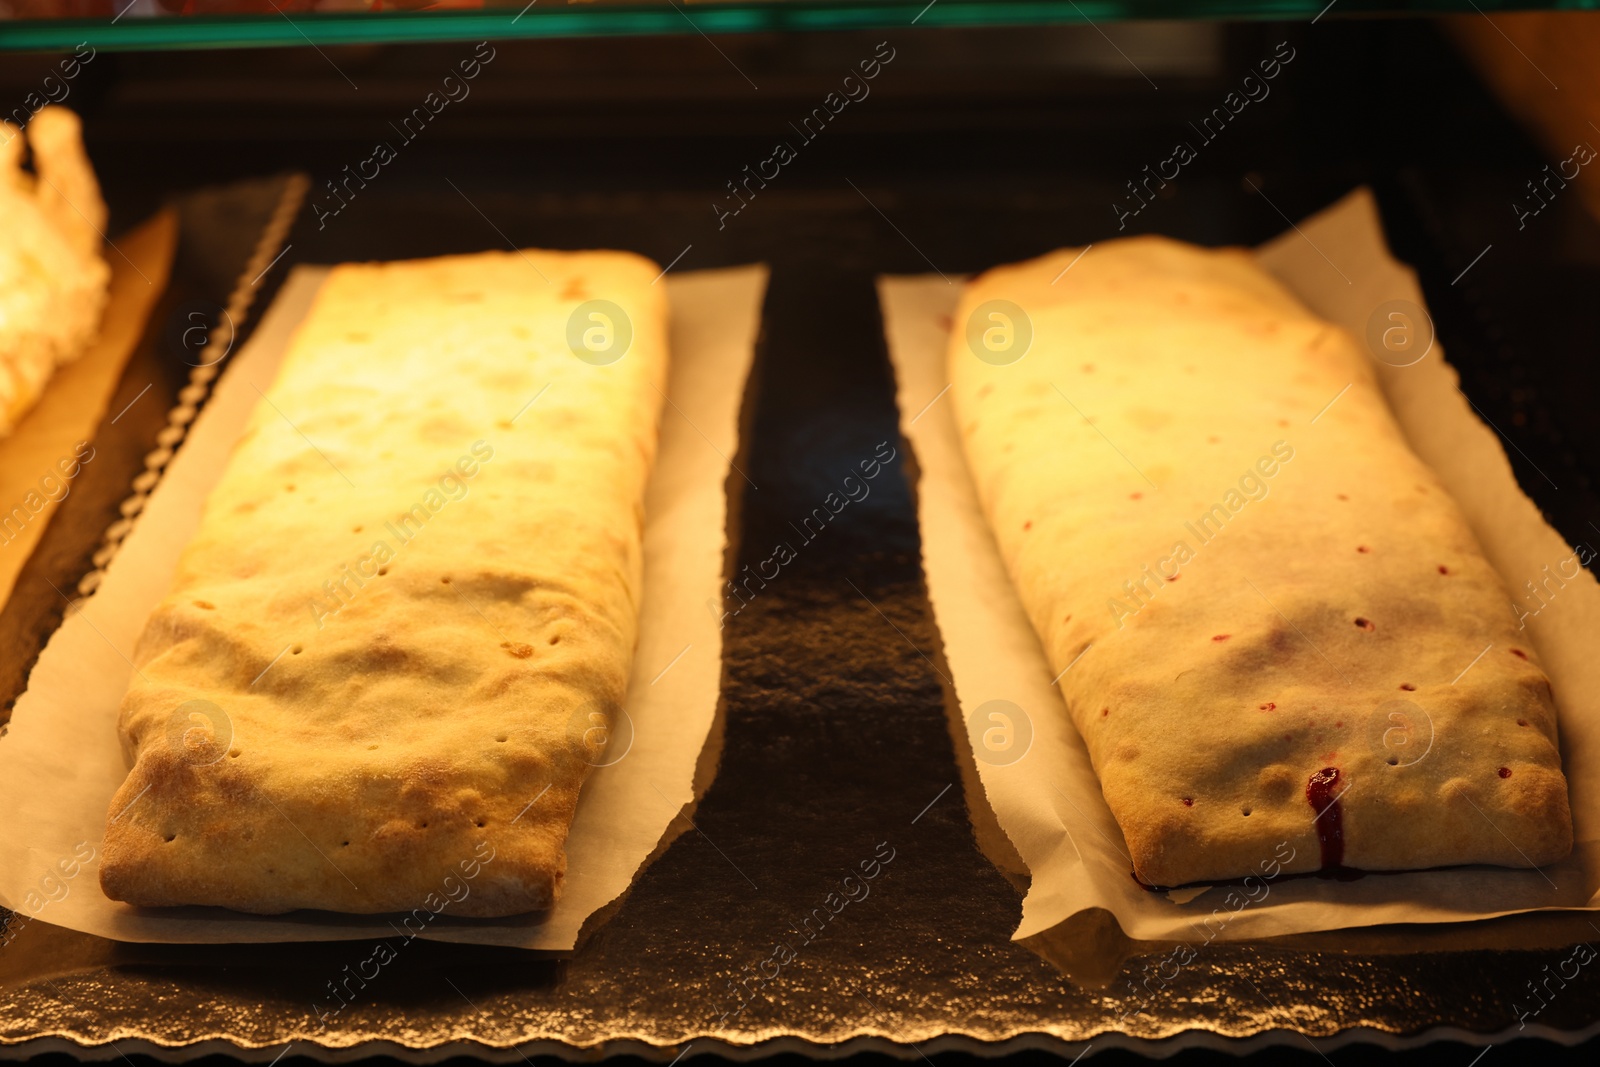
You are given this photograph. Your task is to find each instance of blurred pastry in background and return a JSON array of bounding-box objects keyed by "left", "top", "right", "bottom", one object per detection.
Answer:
[{"left": 0, "top": 106, "right": 111, "bottom": 439}]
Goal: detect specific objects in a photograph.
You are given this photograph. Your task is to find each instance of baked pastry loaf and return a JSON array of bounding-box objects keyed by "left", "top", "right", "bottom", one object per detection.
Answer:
[
  {"left": 0, "top": 107, "right": 110, "bottom": 437},
  {"left": 101, "top": 249, "right": 667, "bottom": 915},
  {"left": 949, "top": 237, "right": 1572, "bottom": 887}
]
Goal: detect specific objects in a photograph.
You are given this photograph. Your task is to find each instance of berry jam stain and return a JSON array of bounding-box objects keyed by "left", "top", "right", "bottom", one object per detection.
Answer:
[
  {"left": 1125, "top": 768, "right": 1375, "bottom": 891},
  {"left": 1306, "top": 766, "right": 1358, "bottom": 878},
  {"left": 1128, "top": 771, "right": 1381, "bottom": 890}
]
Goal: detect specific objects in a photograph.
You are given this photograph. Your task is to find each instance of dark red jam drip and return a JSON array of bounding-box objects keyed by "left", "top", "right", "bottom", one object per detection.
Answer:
[
  {"left": 1306, "top": 766, "right": 1346, "bottom": 872},
  {"left": 1123, "top": 767, "right": 1373, "bottom": 890}
]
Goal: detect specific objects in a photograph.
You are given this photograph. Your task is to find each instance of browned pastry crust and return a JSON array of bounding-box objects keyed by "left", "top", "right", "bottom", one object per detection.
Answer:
[
  {"left": 949, "top": 237, "right": 1572, "bottom": 886},
  {"left": 100, "top": 249, "right": 666, "bottom": 915},
  {"left": 0, "top": 107, "right": 110, "bottom": 436}
]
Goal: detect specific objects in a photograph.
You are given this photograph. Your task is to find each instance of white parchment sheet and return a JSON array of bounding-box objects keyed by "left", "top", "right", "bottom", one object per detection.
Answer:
[
  {"left": 0, "top": 262, "right": 768, "bottom": 951},
  {"left": 880, "top": 188, "right": 1600, "bottom": 942}
]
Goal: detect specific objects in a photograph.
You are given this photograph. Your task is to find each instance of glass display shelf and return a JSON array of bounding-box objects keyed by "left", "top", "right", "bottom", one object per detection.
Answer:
[{"left": 0, "top": 0, "right": 1595, "bottom": 53}]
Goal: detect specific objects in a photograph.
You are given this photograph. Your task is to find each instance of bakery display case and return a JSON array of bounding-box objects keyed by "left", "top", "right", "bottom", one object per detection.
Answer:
[
  {"left": 2, "top": 1, "right": 1600, "bottom": 1063},
  {"left": 0, "top": 0, "right": 1585, "bottom": 51}
]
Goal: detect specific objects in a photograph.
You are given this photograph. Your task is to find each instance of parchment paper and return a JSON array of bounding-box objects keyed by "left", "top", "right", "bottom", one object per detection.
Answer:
[
  {"left": 880, "top": 188, "right": 1600, "bottom": 942},
  {"left": 0, "top": 261, "right": 767, "bottom": 951},
  {"left": 0, "top": 211, "right": 176, "bottom": 606}
]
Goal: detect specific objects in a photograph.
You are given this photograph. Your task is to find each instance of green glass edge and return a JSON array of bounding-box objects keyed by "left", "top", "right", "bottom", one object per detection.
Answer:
[{"left": 0, "top": 0, "right": 1594, "bottom": 52}]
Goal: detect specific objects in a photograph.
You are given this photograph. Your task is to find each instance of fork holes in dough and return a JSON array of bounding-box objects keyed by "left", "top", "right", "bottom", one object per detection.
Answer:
[
  {"left": 378, "top": 567, "right": 389, "bottom": 576},
  {"left": 496, "top": 734, "right": 508, "bottom": 743},
  {"left": 548, "top": 635, "right": 560, "bottom": 645},
  {"left": 1241, "top": 807, "right": 1251, "bottom": 817},
  {"left": 193, "top": 600, "right": 215, "bottom": 610},
  {"left": 1387, "top": 756, "right": 1399, "bottom": 766},
  {"left": 291, "top": 645, "right": 303, "bottom": 655}
]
